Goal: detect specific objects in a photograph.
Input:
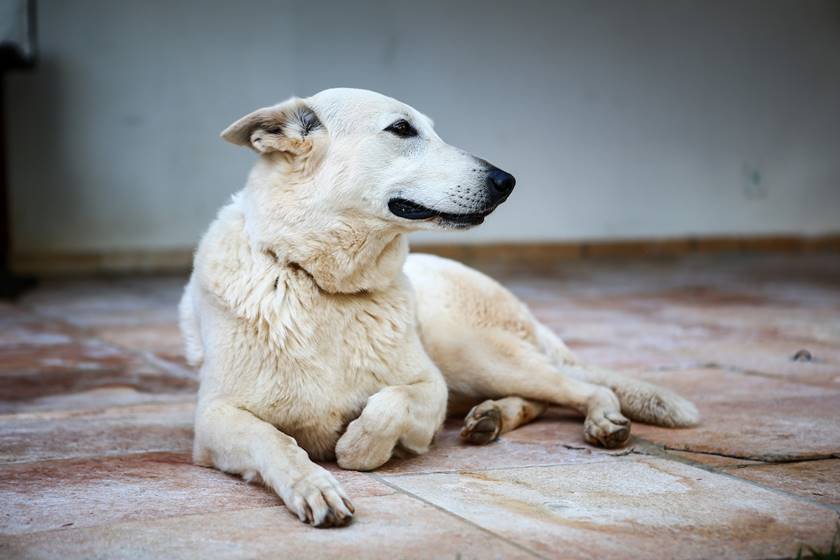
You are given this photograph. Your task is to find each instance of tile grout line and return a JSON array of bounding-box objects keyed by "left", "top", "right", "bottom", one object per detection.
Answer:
[
  {"left": 659, "top": 445, "right": 840, "bottom": 464},
  {"left": 369, "top": 472, "right": 552, "bottom": 560}
]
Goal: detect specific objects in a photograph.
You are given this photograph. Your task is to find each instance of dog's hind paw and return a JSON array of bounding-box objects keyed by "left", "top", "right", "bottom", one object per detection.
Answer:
[
  {"left": 583, "top": 410, "right": 631, "bottom": 449},
  {"left": 460, "top": 401, "right": 502, "bottom": 445}
]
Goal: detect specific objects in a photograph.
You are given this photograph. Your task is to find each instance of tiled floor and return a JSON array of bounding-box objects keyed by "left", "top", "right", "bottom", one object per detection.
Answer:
[{"left": 1, "top": 253, "right": 839, "bottom": 559}]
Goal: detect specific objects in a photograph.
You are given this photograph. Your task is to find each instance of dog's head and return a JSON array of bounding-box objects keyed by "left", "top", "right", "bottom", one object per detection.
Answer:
[{"left": 222, "top": 88, "right": 515, "bottom": 232}]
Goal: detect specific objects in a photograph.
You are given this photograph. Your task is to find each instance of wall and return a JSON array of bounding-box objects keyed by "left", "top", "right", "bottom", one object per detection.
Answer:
[{"left": 6, "top": 0, "right": 840, "bottom": 256}]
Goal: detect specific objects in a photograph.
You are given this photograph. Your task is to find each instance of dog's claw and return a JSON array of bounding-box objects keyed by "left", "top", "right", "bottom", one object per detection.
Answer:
[{"left": 285, "top": 468, "right": 354, "bottom": 528}]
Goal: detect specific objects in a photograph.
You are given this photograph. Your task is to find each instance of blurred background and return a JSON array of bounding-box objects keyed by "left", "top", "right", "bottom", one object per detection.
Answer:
[{"left": 2, "top": 0, "right": 840, "bottom": 275}]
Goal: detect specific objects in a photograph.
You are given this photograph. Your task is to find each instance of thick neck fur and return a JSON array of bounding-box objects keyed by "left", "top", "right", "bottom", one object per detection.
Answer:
[
  {"left": 241, "top": 158, "right": 409, "bottom": 295},
  {"left": 268, "top": 222, "right": 408, "bottom": 295}
]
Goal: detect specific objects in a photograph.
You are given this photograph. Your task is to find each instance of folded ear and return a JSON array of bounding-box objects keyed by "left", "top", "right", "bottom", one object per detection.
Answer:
[{"left": 220, "top": 98, "right": 324, "bottom": 155}]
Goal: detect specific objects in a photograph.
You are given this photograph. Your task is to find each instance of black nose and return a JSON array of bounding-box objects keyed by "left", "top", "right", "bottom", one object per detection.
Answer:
[{"left": 486, "top": 168, "right": 516, "bottom": 198}]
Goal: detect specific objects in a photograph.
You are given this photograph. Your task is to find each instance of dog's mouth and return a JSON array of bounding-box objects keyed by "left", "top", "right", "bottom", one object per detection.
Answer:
[{"left": 388, "top": 198, "right": 494, "bottom": 227}]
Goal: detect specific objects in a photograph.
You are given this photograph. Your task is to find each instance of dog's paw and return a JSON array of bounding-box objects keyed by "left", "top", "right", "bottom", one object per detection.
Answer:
[
  {"left": 283, "top": 467, "right": 355, "bottom": 528},
  {"left": 583, "top": 410, "right": 631, "bottom": 449},
  {"left": 335, "top": 416, "right": 395, "bottom": 471},
  {"left": 460, "top": 401, "right": 502, "bottom": 445}
]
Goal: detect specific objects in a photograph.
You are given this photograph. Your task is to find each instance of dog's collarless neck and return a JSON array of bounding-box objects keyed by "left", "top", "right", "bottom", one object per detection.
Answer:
[{"left": 263, "top": 233, "right": 409, "bottom": 295}]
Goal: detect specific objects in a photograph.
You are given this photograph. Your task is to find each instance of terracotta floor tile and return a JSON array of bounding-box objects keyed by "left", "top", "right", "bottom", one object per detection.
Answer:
[
  {"left": 535, "top": 306, "right": 721, "bottom": 371},
  {"left": 92, "top": 322, "right": 187, "bottom": 364},
  {"left": 0, "top": 387, "right": 194, "bottom": 415},
  {"left": 384, "top": 456, "right": 839, "bottom": 560},
  {"left": 532, "top": 303, "right": 840, "bottom": 387},
  {"left": 682, "top": 336, "right": 840, "bottom": 386},
  {"left": 0, "top": 452, "right": 388, "bottom": 535},
  {"left": 0, "top": 309, "right": 195, "bottom": 408},
  {"left": 2, "top": 255, "right": 839, "bottom": 557},
  {"left": 721, "top": 459, "right": 840, "bottom": 508},
  {"left": 630, "top": 368, "right": 840, "bottom": 461},
  {"left": 657, "top": 303, "right": 840, "bottom": 346},
  {"left": 635, "top": 367, "right": 833, "bottom": 405},
  {"left": 0, "top": 494, "right": 537, "bottom": 560},
  {"left": 21, "top": 277, "right": 182, "bottom": 330},
  {"left": 0, "top": 401, "right": 195, "bottom": 463}
]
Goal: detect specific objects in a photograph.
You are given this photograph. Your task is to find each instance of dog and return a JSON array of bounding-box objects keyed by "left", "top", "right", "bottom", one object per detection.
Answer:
[{"left": 179, "top": 88, "right": 699, "bottom": 528}]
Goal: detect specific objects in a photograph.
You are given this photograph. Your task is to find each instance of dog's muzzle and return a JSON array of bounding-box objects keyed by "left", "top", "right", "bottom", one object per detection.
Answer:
[{"left": 388, "top": 166, "right": 515, "bottom": 227}]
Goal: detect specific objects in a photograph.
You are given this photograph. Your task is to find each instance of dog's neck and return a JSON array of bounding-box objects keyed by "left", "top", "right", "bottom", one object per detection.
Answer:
[
  {"left": 259, "top": 222, "right": 409, "bottom": 295},
  {"left": 241, "top": 165, "right": 410, "bottom": 294}
]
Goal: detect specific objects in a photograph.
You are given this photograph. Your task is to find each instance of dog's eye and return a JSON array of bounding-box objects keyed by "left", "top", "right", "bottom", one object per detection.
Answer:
[{"left": 384, "top": 119, "right": 418, "bottom": 138}]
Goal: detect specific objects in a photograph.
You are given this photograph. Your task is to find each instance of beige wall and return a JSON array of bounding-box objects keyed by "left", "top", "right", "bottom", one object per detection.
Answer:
[{"left": 6, "top": 0, "right": 840, "bottom": 256}]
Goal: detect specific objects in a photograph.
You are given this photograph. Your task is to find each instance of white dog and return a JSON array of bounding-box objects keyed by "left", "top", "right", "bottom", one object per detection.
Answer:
[{"left": 180, "top": 88, "right": 699, "bottom": 527}]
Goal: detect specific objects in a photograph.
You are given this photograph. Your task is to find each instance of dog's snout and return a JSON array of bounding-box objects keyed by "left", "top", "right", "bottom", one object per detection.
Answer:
[{"left": 486, "top": 168, "right": 516, "bottom": 199}]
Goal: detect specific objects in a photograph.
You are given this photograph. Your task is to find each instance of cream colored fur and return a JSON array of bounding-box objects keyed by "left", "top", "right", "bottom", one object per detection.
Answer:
[{"left": 180, "top": 88, "right": 699, "bottom": 528}]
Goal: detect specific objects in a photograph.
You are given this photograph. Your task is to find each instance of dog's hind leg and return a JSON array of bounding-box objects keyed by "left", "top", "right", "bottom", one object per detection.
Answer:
[
  {"left": 460, "top": 396, "right": 548, "bottom": 445},
  {"left": 454, "top": 330, "right": 631, "bottom": 448},
  {"left": 534, "top": 323, "right": 700, "bottom": 428}
]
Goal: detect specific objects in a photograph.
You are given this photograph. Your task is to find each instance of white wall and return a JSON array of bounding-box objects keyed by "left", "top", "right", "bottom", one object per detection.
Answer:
[{"left": 7, "top": 0, "right": 840, "bottom": 254}]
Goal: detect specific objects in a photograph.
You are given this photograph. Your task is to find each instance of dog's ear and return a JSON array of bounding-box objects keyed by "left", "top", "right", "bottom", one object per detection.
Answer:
[{"left": 220, "top": 98, "right": 324, "bottom": 155}]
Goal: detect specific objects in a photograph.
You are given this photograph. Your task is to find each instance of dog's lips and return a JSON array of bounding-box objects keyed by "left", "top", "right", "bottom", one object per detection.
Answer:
[
  {"left": 388, "top": 198, "right": 438, "bottom": 220},
  {"left": 388, "top": 198, "right": 493, "bottom": 226}
]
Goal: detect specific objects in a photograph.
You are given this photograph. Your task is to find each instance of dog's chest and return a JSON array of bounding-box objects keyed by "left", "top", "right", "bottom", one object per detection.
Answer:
[{"left": 246, "top": 274, "right": 417, "bottom": 457}]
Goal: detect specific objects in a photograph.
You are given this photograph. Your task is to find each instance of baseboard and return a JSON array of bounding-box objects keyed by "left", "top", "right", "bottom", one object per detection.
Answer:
[
  {"left": 12, "top": 234, "right": 840, "bottom": 276},
  {"left": 414, "top": 234, "right": 840, "bottom": 262},
  {"left": 11, "top": 249, "right": 195, "bottom": 276}
]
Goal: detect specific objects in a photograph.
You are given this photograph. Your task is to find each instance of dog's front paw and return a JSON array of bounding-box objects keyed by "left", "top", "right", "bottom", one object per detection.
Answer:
[
  {"left": 460, "top": 401, "right": 502, "bottom": 445},
  {"left": 583, "top": 410, "right": 631, "bottom": 449},
  {"left": 282, "top": 466, "right": 355, "bottom": 528},
  {"left": 335, "top": 416, "right": 394, "bottom": 471}
]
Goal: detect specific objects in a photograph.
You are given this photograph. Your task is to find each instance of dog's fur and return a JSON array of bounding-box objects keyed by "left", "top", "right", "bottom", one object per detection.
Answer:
[{"left": 180, "top": 88, "right": 699, "bottom": 527}]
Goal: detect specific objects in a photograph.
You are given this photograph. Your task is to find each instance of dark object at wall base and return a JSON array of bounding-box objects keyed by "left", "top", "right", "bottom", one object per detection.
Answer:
[
  {"left": 0, "top": 271, "right": 36, "bottom": 299},
  {"left": 0, "top": 1, "right": 38, "bottom": 299}
]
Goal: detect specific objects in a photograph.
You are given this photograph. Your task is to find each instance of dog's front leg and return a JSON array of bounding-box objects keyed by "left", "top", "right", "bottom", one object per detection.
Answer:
[
  {"left": 335, "top": 360, "right": 448, "bottom": 471},
  {"left": 194, "top": 399, "right": 354, "bottom": 527}
]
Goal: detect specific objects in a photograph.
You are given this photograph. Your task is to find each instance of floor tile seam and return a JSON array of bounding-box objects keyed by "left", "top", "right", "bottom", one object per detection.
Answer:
[{"left": 370, "top": 473, "right": 550, "bottom": 560}]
